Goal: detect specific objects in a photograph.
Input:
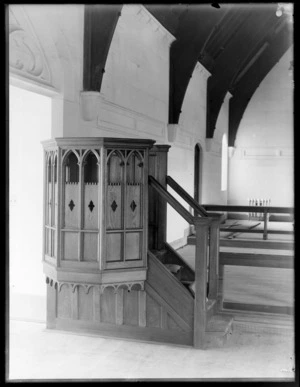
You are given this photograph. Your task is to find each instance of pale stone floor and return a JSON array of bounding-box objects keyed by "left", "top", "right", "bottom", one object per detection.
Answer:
[{"left": 8, "top": 320, "right": 295, "bottom": 381}]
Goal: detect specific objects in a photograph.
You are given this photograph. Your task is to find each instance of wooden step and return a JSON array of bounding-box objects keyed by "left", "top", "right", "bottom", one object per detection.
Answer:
[
  {"left": 188, "top": 234, "right": 294, "bottom": 247},
  {"left": 219, "top": 309, "right": 294, "bottom": 336},
  {"left": 220, "top": 251, "right": 293, "bottom": 269},
  {"left": 219, "top": 238, "right": 294, "bottom": 250},
  {"left": 222, "top": 301, "right": 294, "bottom": 316},
  {"left": 205, "top": 314, "right": 234, "bottom": 348}
]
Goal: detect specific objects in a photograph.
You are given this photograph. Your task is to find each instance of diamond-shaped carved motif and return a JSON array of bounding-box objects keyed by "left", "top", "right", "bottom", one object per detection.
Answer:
[
  {"left": 68, "top": 200, "right": 75, "bottom": 211},
  {"left": 111, "top": 200, "right": 118, "bottom": 212},
  {"left": 88, "top": 200, "right": 95, "bottom": 212},
  {"left": 130, "top": 200, "right": 137, "bottom": 212}
]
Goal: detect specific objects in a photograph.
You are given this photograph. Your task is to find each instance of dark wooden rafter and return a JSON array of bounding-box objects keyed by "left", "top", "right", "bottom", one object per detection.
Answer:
[
  {"left": 206, "top": 4, "right": 279, "bottom": 139},
  {"left": 82, "top": 4, "right": 293, "bottom": 143},
  {"left": 146, "top": 4, "right": 292, "bottom": 143},
  {"left": 83, "top": 4, "right": 123, "bottom": 91},
  {"left": 168, "top": 5, "right": 227, "bottom": 124}
]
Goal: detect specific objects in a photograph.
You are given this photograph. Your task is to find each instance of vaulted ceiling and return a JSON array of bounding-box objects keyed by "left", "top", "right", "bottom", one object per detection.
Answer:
[{"left": 83, "top": 4, "right": 293, "bottom": 146}]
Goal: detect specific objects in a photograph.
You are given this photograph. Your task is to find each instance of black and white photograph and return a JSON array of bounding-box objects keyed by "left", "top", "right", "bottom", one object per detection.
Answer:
[{"left": 7, "top": 2, "right": 295, "bottom": 381}]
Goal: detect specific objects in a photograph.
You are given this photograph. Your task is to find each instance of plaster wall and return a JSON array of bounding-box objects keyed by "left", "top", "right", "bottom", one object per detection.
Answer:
[
  {"left": 228, "top": 47, "right": 294, "bottom": 206},
  {"left": 9, "top": 86, "right": 52, "bottom": 321}
]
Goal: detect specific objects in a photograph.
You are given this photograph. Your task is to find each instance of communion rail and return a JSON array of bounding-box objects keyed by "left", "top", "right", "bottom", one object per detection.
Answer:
[
  {"left": 148, "top": 175, "right": 222, "bottom": 348},
  {"left": 201, "top": 204, "right": 294, "bottom": 240}
]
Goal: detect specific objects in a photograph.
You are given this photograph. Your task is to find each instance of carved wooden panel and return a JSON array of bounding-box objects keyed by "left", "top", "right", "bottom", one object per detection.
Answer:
[
  {"left": 100, "top": 287, "right": 116, "bottom": 324},
  {"left": 46, "top": 228, "right": 51, "bottom": 256},
  {"left": 167, "top": 313, "right": 184, "bottom": 332},
  {"left": 54, "top": 182, "right": 58, "bottom": 227},
  {"left": 123, "top": 290, "right": 139, "bottom": 326},
  {"left": 83, "top": 232, "right": 98, "bottom": 261},
  {"left": 47, "top": 182, "right": 52, "bottom": 226},
  {"left": 78, "top": 286, "right": 94, "bottom": 321},
  {"left": 146, "top": 293, "right": 161, "bottom": 328},
  {"left": 126, "top": 184, "right": 141, "bottom": 229},
  {"left": 64, "top": 183, "right": 79, "bottom": 228},
  {"left": 125, "top": 232, "right": 141, "bottom": 261},
  {"left": 63, "top": 232, "right": 79, "bottom": 260},
  {"left": 53, "top": 229, "right": 57, "bottom": 258},
  {"left": 57, "top": 284, "right": 72, "bottom": 319},
  {"left": 126, "top": 151, "right": 143, "bottom": 183},
  {"left": 106, "top": 233, "right": 122, "bottom": 262},
  {"left": 107, "top": 152, "right": 124, "bottom": 184},
  {"left": 83, "top": 183, "right": 98, "bottom": 229},
  {"left": 106, "top": 184, "right": 122, "bottom": 230}
]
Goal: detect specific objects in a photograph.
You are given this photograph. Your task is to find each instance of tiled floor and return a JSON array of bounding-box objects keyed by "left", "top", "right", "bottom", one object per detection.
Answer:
[{"left": 8, "top": 320, "right": 295, "bottom": 381}]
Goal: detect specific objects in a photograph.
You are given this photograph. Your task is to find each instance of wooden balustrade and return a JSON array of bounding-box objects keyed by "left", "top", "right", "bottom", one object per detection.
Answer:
[
  {"left": 149, "top": 175, "right": 221, "bottom": 348},
  {"left": 166, "top": 176, "right": 208, "bottom": 217},
  {"left": 148, "top": 176, "right": 194, "bottom": 224},
  {"left": 202, "top": 204, "right": 294, "bottom": 240}
]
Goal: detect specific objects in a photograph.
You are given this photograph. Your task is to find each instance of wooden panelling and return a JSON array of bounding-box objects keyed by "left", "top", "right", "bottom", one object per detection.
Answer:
[
  {"left": 115, "top": 289, "right": 124, "bottom": 325},
  {"left": 106, "top": 184, "right": 122, "bottom": 229},
  {"left": 83, "top": 183, "right": 98, "bottom": 229},
  {"left": 146, "top": 293, "right": 161, "bottom": 328},
  {"left": 83, "top": 232, "right": 98, "bottom": 261},
  {"left": 64, "top": 183, "right": 79, "bottom": 228},
  {"left": 107, "top": 153, "right": 123, "bottom": 183},
  {"left": 126, "top": 184, "right": 141, "bottom": 228},
  {"left": 125, "top": 232, "right": 141, "bottom": 261},
  {"left": 93, "top": 287, "right": 101, "bottom": 322},
  {"left": 138, "top": 290, "right": 146, "bottom": 327},
  {"left": 167, "top": 313, "right": 184, "bottom": 332},
  {"left": 78, "top": 286, "right": 94, "bottom": 321},
  {"left": 47, "top": 182, "right": 52, "bottom": 226},
  {"left": 54, "top": 182, "right": 58, "bottom": 227},
  {"left": 57, "top": 284, "right": 72, "bottom": 319},
  {"left": 46, "top": 228, "right": 51, "bottom": 256},
  {"left": 106, "top": 233, "right": 122, "bottom": 262},
  {"left": 123, "top": 290, "right": 139, "bottom": 326},
  {"left": 55, "top": 318, "right": 193, "bottom": 346},
  {"left": 126, "top": 152, "right": 143, "bottom": 183},
  {"left": 46, "top": 284, "right": 57, "bottom": 328},
  {"left": 147, "top": 251, "right": 194, "bottom": 328},
  {"left": 63, "top": 232, "right": 79, "bottom": 260},
  {"left": 145, "top": 282, "right": 192, "bottom": 332},
  {"left": 100, "top": 287, "right": 116, "bottom": 324}
]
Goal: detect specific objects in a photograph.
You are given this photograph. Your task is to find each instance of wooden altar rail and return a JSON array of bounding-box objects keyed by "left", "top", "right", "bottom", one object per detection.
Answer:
[
  {"left": 148, "top": 176, "right": 221, "bottom": 349},
  {"left": 202, "top": 204, "right": 294, "bottom": 240}
]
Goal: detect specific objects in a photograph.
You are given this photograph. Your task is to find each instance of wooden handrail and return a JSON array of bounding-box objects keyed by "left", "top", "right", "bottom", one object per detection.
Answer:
[
  {"left": 166, "top": 176, "right": 208, "bottom": 217},
  {"left": 149, "top": 175, "right": 194, "bottom": 225},
  {"left": 202, "top": 204, "right": 294, "bottom": 214}
]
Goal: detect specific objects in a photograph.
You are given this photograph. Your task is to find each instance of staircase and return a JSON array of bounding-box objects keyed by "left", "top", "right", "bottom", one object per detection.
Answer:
[{"left": 149, "top": 244, "right": 234, "bottom": 348}]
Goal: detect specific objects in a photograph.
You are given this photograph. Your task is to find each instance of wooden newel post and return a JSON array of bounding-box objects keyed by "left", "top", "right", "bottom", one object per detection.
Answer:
[
  {"left": 263, "top": 208, "right": 268, "bottom": 240},
  {"left": 193, "top": 217, "right": 211, "bottom": 349},
  {"left": 208, "top": 215, "right": 222, "bottom": 300}
]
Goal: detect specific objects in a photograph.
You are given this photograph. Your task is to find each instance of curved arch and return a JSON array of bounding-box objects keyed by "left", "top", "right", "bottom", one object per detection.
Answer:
[
  {"left": 62, "top": 149, "right": 80, "bottom": 164},
  {"left": 106, "top": 149, "right": 125, "bottom": 164},
  {"left": 125, "top": 149, "right": 144, "bottom": 162},
  {"left": 82, "top": 148, "right": 100, "bottom": 164},
  {"left": 83, "top": 151, "right": 99, "bottom": 183}
]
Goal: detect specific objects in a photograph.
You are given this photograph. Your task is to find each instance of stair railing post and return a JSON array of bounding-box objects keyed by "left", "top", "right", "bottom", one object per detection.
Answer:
[
  {"left": 193, "top": 217, "right": 211, "bottom": 349},
  {"left": 208, "top": 214, "right": 222, "bottom": 301},
  {"left": 263, "top": 208, "right": 268, "bottom": 240}
]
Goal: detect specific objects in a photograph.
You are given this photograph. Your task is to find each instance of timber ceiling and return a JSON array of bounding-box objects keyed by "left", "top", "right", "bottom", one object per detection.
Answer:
[{"left": 83, "top": 4, "right": 293, "bottom": 146}]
